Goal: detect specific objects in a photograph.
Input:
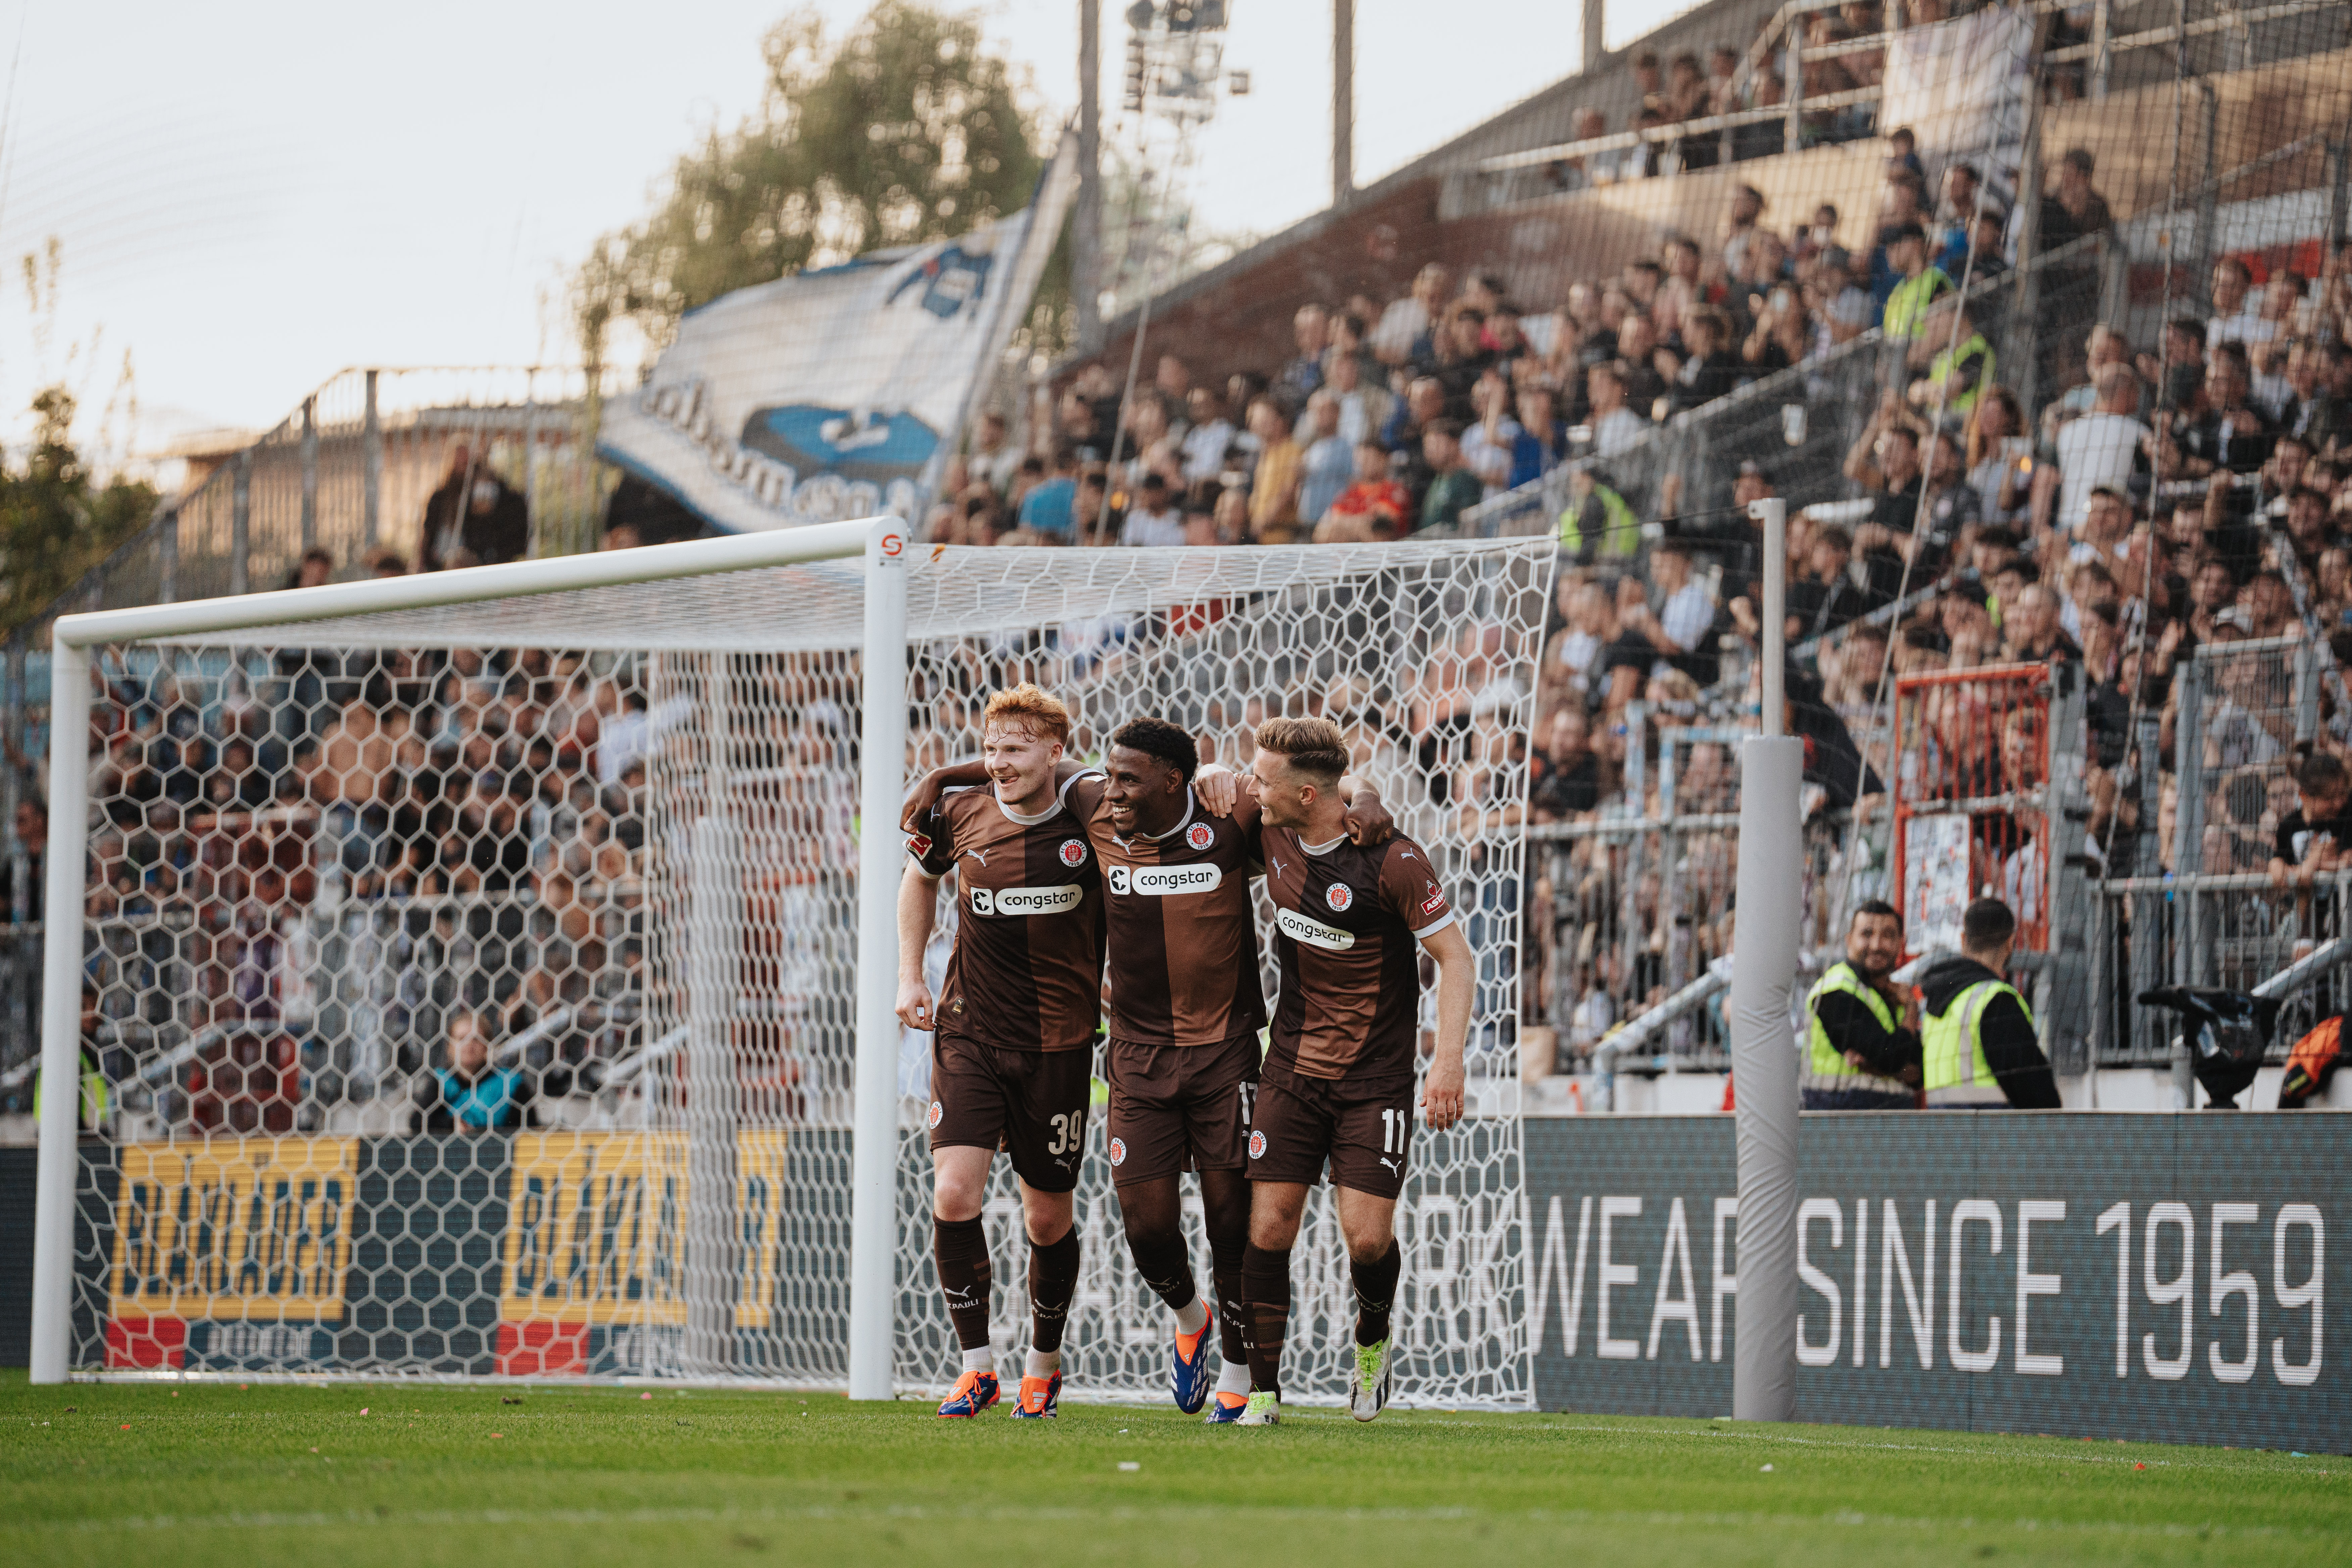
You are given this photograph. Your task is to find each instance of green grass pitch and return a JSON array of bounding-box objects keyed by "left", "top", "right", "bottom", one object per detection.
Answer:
[{"left": 2, "top": 1372, "right": 2345, "bottom": 1566}]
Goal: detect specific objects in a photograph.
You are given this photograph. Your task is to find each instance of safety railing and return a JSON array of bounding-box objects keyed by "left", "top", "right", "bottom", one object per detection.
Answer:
[
  {"left": 1475, "top": 0, "right": 2348, "bottom": 182},
  {"left": 18, "top": 365, "right": 627, "bottom": 652},
  {"left": 1526, "top": 788, "right": 1861, "bottom": 1076}
]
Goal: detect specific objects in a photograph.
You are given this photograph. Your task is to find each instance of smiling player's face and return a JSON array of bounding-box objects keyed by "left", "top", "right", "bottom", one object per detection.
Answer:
[
  {"left": 1253, "top": 751, "right": 1314, "bottom": 830},
  {"left": 1104, "top": 744, "right": 1183, "bottom": 838},
  {"left": 983, "top": 721, "right": 1060, "bottom": 810}
]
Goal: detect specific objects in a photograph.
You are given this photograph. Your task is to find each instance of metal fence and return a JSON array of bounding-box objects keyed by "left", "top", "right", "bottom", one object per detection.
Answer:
[{"left": 27, "top": 368, "right": 627, "bottom": 644}]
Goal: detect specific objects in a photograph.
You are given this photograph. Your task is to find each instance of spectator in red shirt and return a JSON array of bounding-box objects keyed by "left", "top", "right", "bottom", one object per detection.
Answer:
[{"left": 1316, "top": 440, "right": 1410, "bottom": 542}]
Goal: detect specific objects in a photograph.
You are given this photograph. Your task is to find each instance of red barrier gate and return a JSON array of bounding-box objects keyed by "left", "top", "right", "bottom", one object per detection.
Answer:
[{"left": 1891, "top": 662, "right": 2055, "bottom": 959}]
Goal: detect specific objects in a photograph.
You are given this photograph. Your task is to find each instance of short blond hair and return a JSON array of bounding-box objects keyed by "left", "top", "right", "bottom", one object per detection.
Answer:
[
  {"left": 1255, "top": 716, "right": 1347, "bottom": 786},
  {"left": 983, "top": 683, "right": 1072, "bottom": 745}
]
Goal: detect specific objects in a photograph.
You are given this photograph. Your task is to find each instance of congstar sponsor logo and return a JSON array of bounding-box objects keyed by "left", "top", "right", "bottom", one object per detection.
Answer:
[
  {"left": 1110, "top": 864, "right": 1223, "bottom": 897},
  {"left": 971, "top": 885, "right": 1085, "bottom": 917},
  {"left": 1275, "top": 907, "right": 1356, "bottom": 951}
]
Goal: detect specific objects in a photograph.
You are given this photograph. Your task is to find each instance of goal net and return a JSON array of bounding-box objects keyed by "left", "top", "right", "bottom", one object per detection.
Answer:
[{"left": 33, "top": 522, "right": 1554, "bottom": 1407}]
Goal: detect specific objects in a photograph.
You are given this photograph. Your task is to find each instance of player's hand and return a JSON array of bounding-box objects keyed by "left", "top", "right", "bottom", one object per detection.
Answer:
[
  {"left": 900, "top": 772, "right": 946, "bottom": 836},
  {"left": 1342, "top": 789, "right": 1395, "bottom": 846},
  {"left": 896, "top": 979, "right": 936, "bottom": 1032},
  {"left": 1421, "top": 1054, "right": 1465, "bottom": 1132},
  {"left": 1193, "top": 762, "right": 1240, "bottom": 816}
]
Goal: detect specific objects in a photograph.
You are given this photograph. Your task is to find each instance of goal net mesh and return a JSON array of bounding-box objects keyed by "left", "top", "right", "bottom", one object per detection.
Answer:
[{"left": 63, "top": 537, "right": 1554, "bottom": 1406}]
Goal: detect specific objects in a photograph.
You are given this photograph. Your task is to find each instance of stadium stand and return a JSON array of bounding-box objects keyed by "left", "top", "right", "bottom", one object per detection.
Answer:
[{"left": 4, "top": 0, "right": 2352, "bottom": 1132}]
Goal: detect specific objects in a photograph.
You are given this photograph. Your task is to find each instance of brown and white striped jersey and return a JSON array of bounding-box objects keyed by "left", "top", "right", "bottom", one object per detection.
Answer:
[
  {"left": 907, "top": 775, "right": 1107, "bottom": 1053},
  {"left": 1260, "top": 828, "right": 1454, "bottom": 1084},
  {"left": 1070, "top": 779, "right": 1266, "bottom": 1048}
]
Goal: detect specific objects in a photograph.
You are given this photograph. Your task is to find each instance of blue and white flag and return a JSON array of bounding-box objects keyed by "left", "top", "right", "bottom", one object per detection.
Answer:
[{"left": 600, "top": 131, "right": 1077, "bottom": 533}]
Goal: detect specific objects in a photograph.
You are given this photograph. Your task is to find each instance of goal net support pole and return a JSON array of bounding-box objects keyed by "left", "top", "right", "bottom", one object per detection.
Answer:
[
  {"left": 1730, "top": 497, "right": 1800, "bottom": 1423},
  {"left": 29, "top": 642, "right": 91, "bottom": 1385},
  {"left": 848, "top": 524, "right": 909, "bottom": 1401},
  {"left": 27, "top": 518, "right": 906, "bottom": 1385}
]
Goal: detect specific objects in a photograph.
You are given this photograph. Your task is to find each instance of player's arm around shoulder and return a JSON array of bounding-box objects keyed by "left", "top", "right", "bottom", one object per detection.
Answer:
[
  {"left": 901, "top": 760, "right": 981, "bottom": 836},
  {"left": 1195, "top": 759, "right": 1388, "bottom": 844},
  {"left": 902, "top": 757, "right": 1094, "bottom": 832},
  {"left": 1058, "top": 757, "right": 1107, "bottom": 814},
  {"left": 1192, "top": 761, "right": 1250, "bottom": 817},
  {"left": 1338, "top": 771, "right": 1393, "bottom": 845}
]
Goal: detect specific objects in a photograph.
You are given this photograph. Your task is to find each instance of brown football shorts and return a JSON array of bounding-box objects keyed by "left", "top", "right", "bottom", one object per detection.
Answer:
[
  {"left": 1105, "top": 1032, "right": 1261, "bottom": 1188},
  {"left": 1244, "top": 1066, "right": 1417, "bottom": 1200},
  {"left": 926, "top": 1034, "right": 1096, "bottom": 1194}
]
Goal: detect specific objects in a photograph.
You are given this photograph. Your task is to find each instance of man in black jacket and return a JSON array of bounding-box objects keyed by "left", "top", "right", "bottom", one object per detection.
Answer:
[
  {"left": 420, "top": 445, "right": 530, "bottom": 571},
  {"left": 1916, "top": 898, "right": 2060, "bottom": 1108},
  {"left": 1803, "top": 901, "right": 1922, "bottom": 1109}
]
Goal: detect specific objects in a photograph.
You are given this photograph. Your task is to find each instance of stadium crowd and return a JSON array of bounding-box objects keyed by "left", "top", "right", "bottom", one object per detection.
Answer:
[
  {"left": 904, "top": 103, "right": 2352, "bottom": 1067},
  {"left": 15, "top": 4, "right": 2352, "bottom": 1111},
  {"left": 64, "top": 586, "right": 670, "bottom": 1130},
  {"left": 29, "top": 151, "right": 2352, "bottom": 1113}
]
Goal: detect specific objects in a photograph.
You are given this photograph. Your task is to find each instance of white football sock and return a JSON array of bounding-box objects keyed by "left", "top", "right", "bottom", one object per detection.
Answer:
[
  {"left": 1173, "top": 1297, "right": 1209, "bottom": 1337},
  {"left": 962, "top": 1346, "right": 995, "bottom": 1375},
  {"left": 1025, "top": 1349, "right": 1061, "bottom": 1379},
  {"left": 1216, "top": 1358, "right": 1251, "bottom": 1396}
]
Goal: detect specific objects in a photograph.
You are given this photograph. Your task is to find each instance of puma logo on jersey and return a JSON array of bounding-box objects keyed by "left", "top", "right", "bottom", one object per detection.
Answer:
[{"left": 961, "top": 846, "right": 990, "bottom": 867}]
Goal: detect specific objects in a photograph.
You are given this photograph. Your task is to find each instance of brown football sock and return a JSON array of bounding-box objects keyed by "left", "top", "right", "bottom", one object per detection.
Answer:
[
  {"left": 1028, "top": 1226, "right": 1082, "bottom": 1356},
  {"left": 1351, "top": 1242, "right": 1401, "bottom": 1347},
  {"left": 1201, "top": 1170, "right": 1252, "bottom": 1366},
  {"left": 1211, "top": 1237, "right": 1248, "bottom": 1366},
  {"left": 933, "top": 1216, "right": 993, "bottom": 1354},
  {"left": 1241, "top": 1243, "right": 1293, "bottom": 1396}
]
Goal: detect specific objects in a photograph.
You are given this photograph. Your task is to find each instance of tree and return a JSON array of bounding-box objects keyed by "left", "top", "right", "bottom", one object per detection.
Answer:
[
  {"left": 579, "top": 2, "right": 1047, "bottom": 362},
  {"left": 0, "top": 386, "right": 157, "bottom": 633}
]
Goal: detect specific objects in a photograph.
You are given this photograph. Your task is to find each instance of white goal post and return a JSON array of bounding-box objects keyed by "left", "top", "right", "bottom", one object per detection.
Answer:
[{"left": 32, "top": 519, "right": 1551, "bottom": 1403}]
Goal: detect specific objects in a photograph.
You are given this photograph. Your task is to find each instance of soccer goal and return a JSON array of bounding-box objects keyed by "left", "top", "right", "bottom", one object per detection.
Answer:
[{"left": 31, "top": 518, "right": 1556, "bottom": 1407}]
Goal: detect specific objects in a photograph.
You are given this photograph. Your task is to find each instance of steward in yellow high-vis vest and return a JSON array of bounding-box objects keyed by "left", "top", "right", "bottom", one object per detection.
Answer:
[
  {"left": 1879, "top": 223, "right": 1952, "bottom": 342},
  {"left": 1915, "top": 897, "right": 2060, "bottom": 1108},
  {"left": 1558, "top": 473, "right": 1643, "bottom": 564},
  {"left": 1802, "top": 901, "right": 1921, "bottom": 1110},
  {"left": 33, "top": 1042, "right": 110, "bottom": 1133}
]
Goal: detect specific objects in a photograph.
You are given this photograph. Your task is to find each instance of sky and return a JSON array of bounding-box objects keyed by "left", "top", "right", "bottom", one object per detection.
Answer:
[{"left": 0, "top": 0, "right": 1698, "bottom": 462}]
